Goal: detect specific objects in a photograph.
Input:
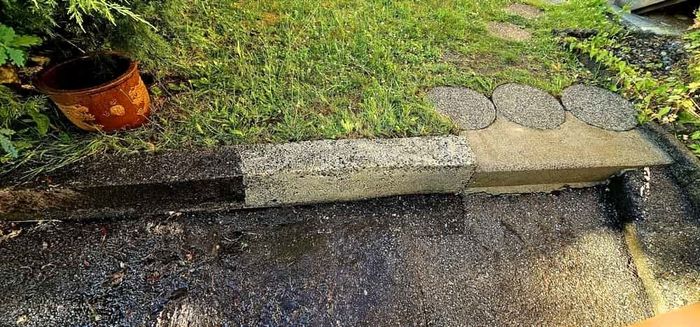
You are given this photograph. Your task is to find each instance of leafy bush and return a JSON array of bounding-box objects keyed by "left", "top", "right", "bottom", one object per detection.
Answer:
[
  {"left": 0, "top": 24, "right": 42, "bottom": 67},
  {"left": 1, "top": 0, "right": 151, "bottom": 31},
  {"left": 0, "top": 86, "right": 49, "bottom": 162}
]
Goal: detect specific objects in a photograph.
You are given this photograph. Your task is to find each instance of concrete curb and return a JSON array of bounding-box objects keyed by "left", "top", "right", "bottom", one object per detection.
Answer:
[
  {"left": 239, "top": 136, "right": 475, "bottom": 208},
  {"left": 0, "top": 123, "right": 676, "bottom": 220},
  {"left": 0, "top": 149, "right": 245, "bottom": 220}
]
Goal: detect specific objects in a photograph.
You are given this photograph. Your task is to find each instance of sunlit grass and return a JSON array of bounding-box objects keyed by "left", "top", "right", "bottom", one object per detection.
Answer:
[{"left": 4, "top": 0, "right": 618, "bottom": 179}]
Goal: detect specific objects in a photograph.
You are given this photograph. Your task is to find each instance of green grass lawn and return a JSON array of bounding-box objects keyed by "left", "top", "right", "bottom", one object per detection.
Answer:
[{"left": 2, "top": 0, "right": 618, "bottom": 178}]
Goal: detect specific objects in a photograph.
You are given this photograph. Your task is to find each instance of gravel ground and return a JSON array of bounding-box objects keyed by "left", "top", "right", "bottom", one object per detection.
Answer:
[
  {"left": 619, "top": 167, "right": 700, "bottom": 312},
  {"left": 0, "top": 187, "right": 654, "bottom": 326},
  {"left": 608, "top": 32, "right": 688, "bottom": 80}
]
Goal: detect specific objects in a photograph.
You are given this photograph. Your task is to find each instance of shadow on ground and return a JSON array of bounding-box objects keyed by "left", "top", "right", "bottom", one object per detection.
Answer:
[{"left": 0, "top": 185, "right": 657, "bottom": 326}]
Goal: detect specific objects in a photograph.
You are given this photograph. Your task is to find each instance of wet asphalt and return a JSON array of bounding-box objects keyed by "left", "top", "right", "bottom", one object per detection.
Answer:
[{"left": 0, "top": 180, "right": 663, "bottom": 327}]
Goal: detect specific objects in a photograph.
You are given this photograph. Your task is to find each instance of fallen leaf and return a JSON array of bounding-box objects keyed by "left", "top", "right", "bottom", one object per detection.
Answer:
[
  {"left": 110, "top": 270, "right": 126, "bottom": 286},
  {"left": 0, "top": 65, "right": 20, "bottom": 84}
]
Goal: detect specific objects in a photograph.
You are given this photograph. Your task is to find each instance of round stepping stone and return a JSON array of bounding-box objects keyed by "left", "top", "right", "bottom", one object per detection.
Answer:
[
  {"left": 428, "top": 87, "right": 496, "bottom": 130},
  {"left": 492, "top": 83, "right": 566, "bottom": 129},
  {"left": 561, "top": 85, "right": 638, "bottom": 131},
  {"left": 505, "top": 4, "right": 543, "bottom": 19},
  {"left": 487, "top": 22, "right": 532, "bottom": 42}
]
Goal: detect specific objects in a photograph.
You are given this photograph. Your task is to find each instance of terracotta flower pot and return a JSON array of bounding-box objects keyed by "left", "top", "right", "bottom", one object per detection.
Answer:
[{"left": 34, "top": 53, "right": 150, "bottom": 132}]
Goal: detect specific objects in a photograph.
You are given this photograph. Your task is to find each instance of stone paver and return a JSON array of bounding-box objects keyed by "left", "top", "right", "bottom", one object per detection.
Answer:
[
  {"left": 492, "top": 83, "right": 566, "bottom": 129},
  {"left": 487, "top": 22, "right": 532, "bottom": 41},
  {"left": 505, "top": 4, "right": 543, "bottom": 19},
  {"left": 562, "top": 84, "right": 638, "bottom": 131},
  {"left": 428, "top": 86, "right": 496, "bottom": 130}
]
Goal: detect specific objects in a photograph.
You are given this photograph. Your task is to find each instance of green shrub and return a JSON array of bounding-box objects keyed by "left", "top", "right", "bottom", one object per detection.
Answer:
[
  {"left": 0, "top": 23, "right": 42, "bottom": 67},
  {"left": 0, "top": 86, "right": 49, "bottom": 162}
]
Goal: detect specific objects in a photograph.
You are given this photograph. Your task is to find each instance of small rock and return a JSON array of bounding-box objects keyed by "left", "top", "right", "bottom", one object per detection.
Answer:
[{"left": 29, "top": 56, "right": 51, "bottom": 66}]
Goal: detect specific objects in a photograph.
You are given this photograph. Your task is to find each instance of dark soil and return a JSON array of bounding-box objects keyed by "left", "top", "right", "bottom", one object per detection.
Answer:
[{"left": 608, "top": 32, "right": 689, "bottom": 80}]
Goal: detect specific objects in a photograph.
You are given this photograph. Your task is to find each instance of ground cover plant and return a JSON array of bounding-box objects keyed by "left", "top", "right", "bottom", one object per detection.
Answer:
[
  {"left": 1, "top": 0, "right": 618, "bottom": 180},
  {"left": 563, "top": 9, "right": 700, "bottom": 155}
]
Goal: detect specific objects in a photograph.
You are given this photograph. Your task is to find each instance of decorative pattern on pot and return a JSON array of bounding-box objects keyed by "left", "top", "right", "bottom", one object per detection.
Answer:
[
  {"left": 34, "top": 52, "right": 151, "bottom": 133},
  {"left": 56, "top": 103, "right": 102, "bottom": 131},
  {"left": 129, "top": 79, "right": 150, "bottom": 116},
  {"left": 109, "top": 105, "right": 126, "bottom": 117}
]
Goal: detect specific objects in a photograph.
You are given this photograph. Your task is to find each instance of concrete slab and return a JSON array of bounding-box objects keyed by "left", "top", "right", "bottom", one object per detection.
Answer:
[
  {"left": 492, "top": 83, "right": 566, "bottom": 130},
  {"left": 615, "top": 0, "right": 689, "bottom": 14},
  {"left": 428, "top": 86, "right": 496, "bottom": 130},
  {"left": 562, "top": 84, "right": 638, "bottom": 131},
  {"left": 610, "top": 4, "right": 686, "bottom": 35},
  {"left": 464, "top": 113, "right": 671, "bottom": 193},
  {"left": 239, "top": 136, "right": 475, "bottom": 207}
]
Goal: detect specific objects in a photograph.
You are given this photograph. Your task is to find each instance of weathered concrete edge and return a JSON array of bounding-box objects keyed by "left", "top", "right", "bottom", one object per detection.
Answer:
[
  {"left": 0, "top": 148, "right": 246, "bottom": 221},
  {"left": 0, "top": 126, "right": 680, "bottom": 219},
  {"left": 239, "top": 136, "right": 476, "bottom": 208}
]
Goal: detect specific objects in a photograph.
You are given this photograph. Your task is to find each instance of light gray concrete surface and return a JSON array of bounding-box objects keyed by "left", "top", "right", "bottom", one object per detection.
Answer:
[
  {"left": 492, "top": 83, "right": 566, "bottom": 129},
  {"left": 562, "top": 84, "right": 638, "bottom": 131},
  {"left": 610, "top": 4, "right": 686, "bottom": 35},
  {"left": 464, "top": 113, "right": 671, "bottom": 193},
  {"left": 239, "top": 136, "right": 475, "bottom": 207},
  {"left": 428, "top": 87, "right": 496, "bottom": 130}
]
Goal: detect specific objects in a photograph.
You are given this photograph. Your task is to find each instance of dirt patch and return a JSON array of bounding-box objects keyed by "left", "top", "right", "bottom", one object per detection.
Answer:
[
  {"left": 0, "top": 189, "right": 80, "bottom": 214},
  {"left": 487, "top": 22, "right": 532, "bottom": 42},
  {"left": 505, "top": 4, "right": 543, "bottom": 19}
]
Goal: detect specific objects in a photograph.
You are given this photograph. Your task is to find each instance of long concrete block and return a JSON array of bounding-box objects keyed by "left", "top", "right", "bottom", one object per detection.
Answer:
[
  {"left": 464, "top": 114, "right": 672, "bottom": 194},
  {"left": 240, "top": 136, "right": 475, "bottom": 207}
]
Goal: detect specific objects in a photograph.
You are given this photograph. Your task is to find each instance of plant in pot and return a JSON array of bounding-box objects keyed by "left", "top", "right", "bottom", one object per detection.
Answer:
[
  {"left": 34, "top": 52, "right": 151, "bottom": 132},
  {"left": 2, "top": 0, "right": 153, "bottom": 132}
]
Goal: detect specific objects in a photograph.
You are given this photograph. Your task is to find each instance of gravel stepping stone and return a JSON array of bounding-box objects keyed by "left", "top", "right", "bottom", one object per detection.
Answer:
[
  {"left": 505, "top": 4, "right": 543, "bottom": 19},
  {"left": 428, "top": 87, "right": 496, "bottom": 130},
  {"left": 487, "top": 22, "right": 532, "bottom": 42},
  {"left": 561, "top": 85, "right": 638, "bottom": 131},
  {"left": 492, "top": 83, "right": 566, "bottom": 129}
]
